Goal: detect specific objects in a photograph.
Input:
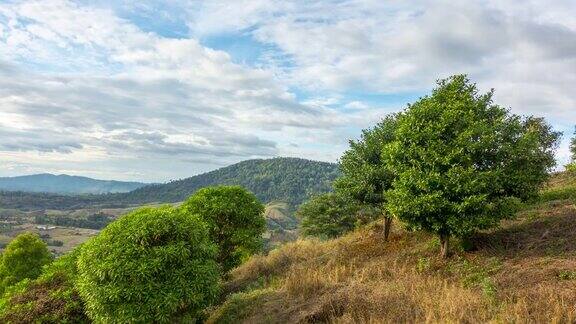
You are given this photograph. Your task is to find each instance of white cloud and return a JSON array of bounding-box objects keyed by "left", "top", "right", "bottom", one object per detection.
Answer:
[
  {"left": 0, "top": 0, "right": 362, "bottom": 181},
  {"left": 1, "top": 0, "right": 574, "bottom": 180}
]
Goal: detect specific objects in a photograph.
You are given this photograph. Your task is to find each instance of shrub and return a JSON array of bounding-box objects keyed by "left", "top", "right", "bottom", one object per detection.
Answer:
[
  {"left": 0, "top": 248, "right": 89, "bottom": 323},
  {"left": 76, "top": 206, "right": 220, "bottom": 323},
  {"left": 298, "top": 193, "right": 362, "bottom": 238},
  {"left": 181, "top": 186, "right": 266, "bottom": 272},
  {"left": 0, "top": 232, "right": 52, "bottom": 291}
]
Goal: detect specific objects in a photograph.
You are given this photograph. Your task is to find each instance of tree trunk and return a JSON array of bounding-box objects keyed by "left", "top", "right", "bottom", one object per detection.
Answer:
[
  {"left": 383, "top": 217, "right": 392, "bottom": 241},
  {"left": 439, "top": 233, "right": 449, "bottom": 258}
]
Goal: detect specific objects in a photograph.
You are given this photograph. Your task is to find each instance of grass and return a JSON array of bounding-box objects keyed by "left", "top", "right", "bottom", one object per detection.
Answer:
[{"left": 208, "top": 173, "right": 576, "bottom": 323}]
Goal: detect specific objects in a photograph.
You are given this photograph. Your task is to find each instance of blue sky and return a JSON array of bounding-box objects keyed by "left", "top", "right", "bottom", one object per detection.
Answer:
[{"left": 0, "top": 0, "right": 575, "bottom": 182}]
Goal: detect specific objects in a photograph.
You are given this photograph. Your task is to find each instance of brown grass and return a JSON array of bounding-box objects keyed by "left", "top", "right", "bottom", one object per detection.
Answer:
[{"left": 209, "top": 177, "right": 576, "bottom": 323}]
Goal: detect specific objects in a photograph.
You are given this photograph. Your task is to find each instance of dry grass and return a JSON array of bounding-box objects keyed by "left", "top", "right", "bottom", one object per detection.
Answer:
[{"left": 209, "top": 174, "right": 576, "bottom": 324}]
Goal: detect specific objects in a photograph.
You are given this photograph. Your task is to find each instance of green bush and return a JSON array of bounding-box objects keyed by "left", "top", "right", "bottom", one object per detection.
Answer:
[
  {"left": 181, "top": 186, "right": 266, "bottom": 272},
  {"left": 0, "top": 232, "right": 52, "bottom": 291},
  {"left": 0, "top": 248, "right": 89, "bottom": 323},
  {"left": 297, "top": 193, "right": 363, "bottom": 239},
  {"left": 76, "top": 206, "right": 220, "bottom": 323}
]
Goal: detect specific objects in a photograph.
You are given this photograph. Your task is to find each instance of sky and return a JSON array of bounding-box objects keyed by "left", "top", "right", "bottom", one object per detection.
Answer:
[{"left": 0, "top": 0, "right": 575, "bottom": 182}]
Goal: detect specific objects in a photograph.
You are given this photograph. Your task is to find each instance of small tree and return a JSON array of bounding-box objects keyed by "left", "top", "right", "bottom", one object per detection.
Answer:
[
  {"left": 181, "top": 186, "right": 266, "bottom": 272},
  {"left": 334, "top": 115, "right": 398, "bottom": 240},
  {"left": 568, "top": 126, "right": 576, "bottom": 171},
  {"left": 76, "top": 206, "right": 220, "bottom": 323},
  {"left": 0, "top": 232, "right": 52, "bottom": 290},
  {"left": 298, "top": 193, "right": 366, "bottom": 238},
  {"left": 383, "top": 75, "right": 560, "bottom": 258}
]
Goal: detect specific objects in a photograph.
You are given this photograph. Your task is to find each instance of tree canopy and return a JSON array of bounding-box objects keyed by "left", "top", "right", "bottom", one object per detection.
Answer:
[
  {"left": 76, "top": 206, "right": 220, "bottom": 323},
  {"left": 383, "top": 75, "right": 560, "bottom": 257},
  {"left": 0, "top": 232, "right": 52, "bottom": 291},
  {"left": 298, "top": 193, "right": 364, "bottom": 238},
  {"left": 181, "top": 186, "right": 266, "bottom": 272},
  {"left": 334, "top": 114, "right": 399, "bottom": 239}
]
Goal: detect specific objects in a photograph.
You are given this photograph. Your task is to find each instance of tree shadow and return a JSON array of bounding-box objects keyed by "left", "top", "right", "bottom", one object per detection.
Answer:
[{"left": 472, "top": 202, "right": 576, "bottom": 258}]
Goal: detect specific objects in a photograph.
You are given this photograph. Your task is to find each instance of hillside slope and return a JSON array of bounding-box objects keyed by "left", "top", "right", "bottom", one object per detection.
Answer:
[
  {"left": 209, "top": 172, "right": 576, "bottom": 323},
  {"left": 0, "top": 174, "right": 146, "bottom": 194}
]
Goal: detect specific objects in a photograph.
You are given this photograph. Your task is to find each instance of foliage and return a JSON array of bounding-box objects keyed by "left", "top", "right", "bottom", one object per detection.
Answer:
[
  {"left": 0, "top": 248, "right": 89, "bottom": 323},
  {"left": 0, "top": 232, "right": 52, "bottom": 291},
  {"left": 568, "top": 126, "right": 576, "bottom": 171},
  {"left": 334, "top": 114, "right": 399, "bottom": 239},
  {"left": 334, "top": 114, "right": 398, "bottom": 209},
  {"left": 76, "top": 206, "right": 220, "bottom": 323},
  {"left": 297, "top": 193, "right": 365, "bottom": 238},
  {"left": 382, "top": 75, "right": 559, "bottom": 257},
  {"left": 181, "top": 186, "right": 266, "bottom": 272}
]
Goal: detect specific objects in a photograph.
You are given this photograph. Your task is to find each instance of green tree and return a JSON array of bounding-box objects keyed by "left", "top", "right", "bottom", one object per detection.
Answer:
[
  {"left": 383, "top": 75, "right": 560, "bottom": 258},
  {"left": 181, "top": 186, "right": 266, "bottom": 272},
  {"left": 568, "top": 126, "right": 576, "bottom": 171},
  {"left": 0, "top": 232, "right": 52, "bottom": 290},
  {"left": 334, "top": 115, "right": 398, "bottom": 240},
  {"left": 76, "top": 206, "right": 220, "bottom": 323},
  {"left": 298, "top": 193, "right": 365, "bottom": 238}
]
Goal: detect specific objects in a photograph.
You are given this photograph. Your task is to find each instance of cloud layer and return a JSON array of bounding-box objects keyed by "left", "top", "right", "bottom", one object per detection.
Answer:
[{"left": 1, "top": 0, "right": 575, "bottom": 180}]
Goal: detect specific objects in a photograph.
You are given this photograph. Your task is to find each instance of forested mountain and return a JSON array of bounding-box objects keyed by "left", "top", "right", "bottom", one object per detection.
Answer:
[
  {"left": 120, "top": 157, "right": 339, "bottom": 206},
  {"left": 0, "top": 174, "right": 146, "bottom": 195},
  {"left": 0, "top": 158, "right": 340, "bottom": 210}
]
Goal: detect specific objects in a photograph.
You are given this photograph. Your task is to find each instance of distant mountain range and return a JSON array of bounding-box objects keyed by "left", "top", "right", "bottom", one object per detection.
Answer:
[
  {"left": 0, "top": 174, "right": 147, "bottom": 195},
  {"left": 0, "top": 157, "right": 340, "bottom": 211}
]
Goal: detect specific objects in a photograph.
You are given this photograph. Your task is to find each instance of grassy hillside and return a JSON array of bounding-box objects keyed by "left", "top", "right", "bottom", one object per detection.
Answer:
[
  {"left": 0, "top": 174, "right": 146, "bottom": 194},
  {"left": 208, "top": 172, "right": 576, "bottom": 323},
  {"left": 0, "top": 158, "right": 339, "bottom": 211}
]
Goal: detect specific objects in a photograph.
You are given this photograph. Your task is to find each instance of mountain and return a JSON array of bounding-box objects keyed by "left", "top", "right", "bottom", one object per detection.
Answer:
[
  {"left": 119, "top": 157, "right": 340, "bottom": 206},
  {"left": 0, "top": 157, "right": 340, "bottom": 210},
  {"left": 0, "top": 174, "right": 147, "bottom": 195}
]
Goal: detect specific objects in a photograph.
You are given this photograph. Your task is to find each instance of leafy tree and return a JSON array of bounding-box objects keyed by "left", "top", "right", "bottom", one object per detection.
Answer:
[
  {"left": 334, "top": 115, "right": 398, "bottom": 240},
  {"left": 0, "top": 232, "right": 52, "bottom": 291},
  {"left": 568, "top": 126, "right": 576, "bottom": 171},
  {"left": 181, "top": 186, "right": 266, "bottom": 272},
  {"left": 383, "top": 75, "right": 560, "bottom": 258},
  {"left": 298, "top": 193, "right": 365, "bottom": 238},
  {"left": 76, "top": 206, "right": 220, "bottom": 323}
]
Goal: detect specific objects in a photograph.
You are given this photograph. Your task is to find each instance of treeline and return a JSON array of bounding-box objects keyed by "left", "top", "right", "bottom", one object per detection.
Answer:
[
  {"left": 34, "top": 212, "right": 113, "bottom": 230},
  {"left": 0, "top": 191, "right": 124, "bottom": 211}
]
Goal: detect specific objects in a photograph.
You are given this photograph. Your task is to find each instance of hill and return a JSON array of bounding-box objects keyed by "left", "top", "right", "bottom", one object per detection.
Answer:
[
  {"left": 0, "top": 174, "right": 146, "bottom": 195},
  {"left": 208, "top": 172, "right": 576, "bottom": 323},
  {"left": 118, "top": 157, "right": 340, "bottom": 206},
  {"left": 0, "top": 158, "right": 340, "bottom": 211}
]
